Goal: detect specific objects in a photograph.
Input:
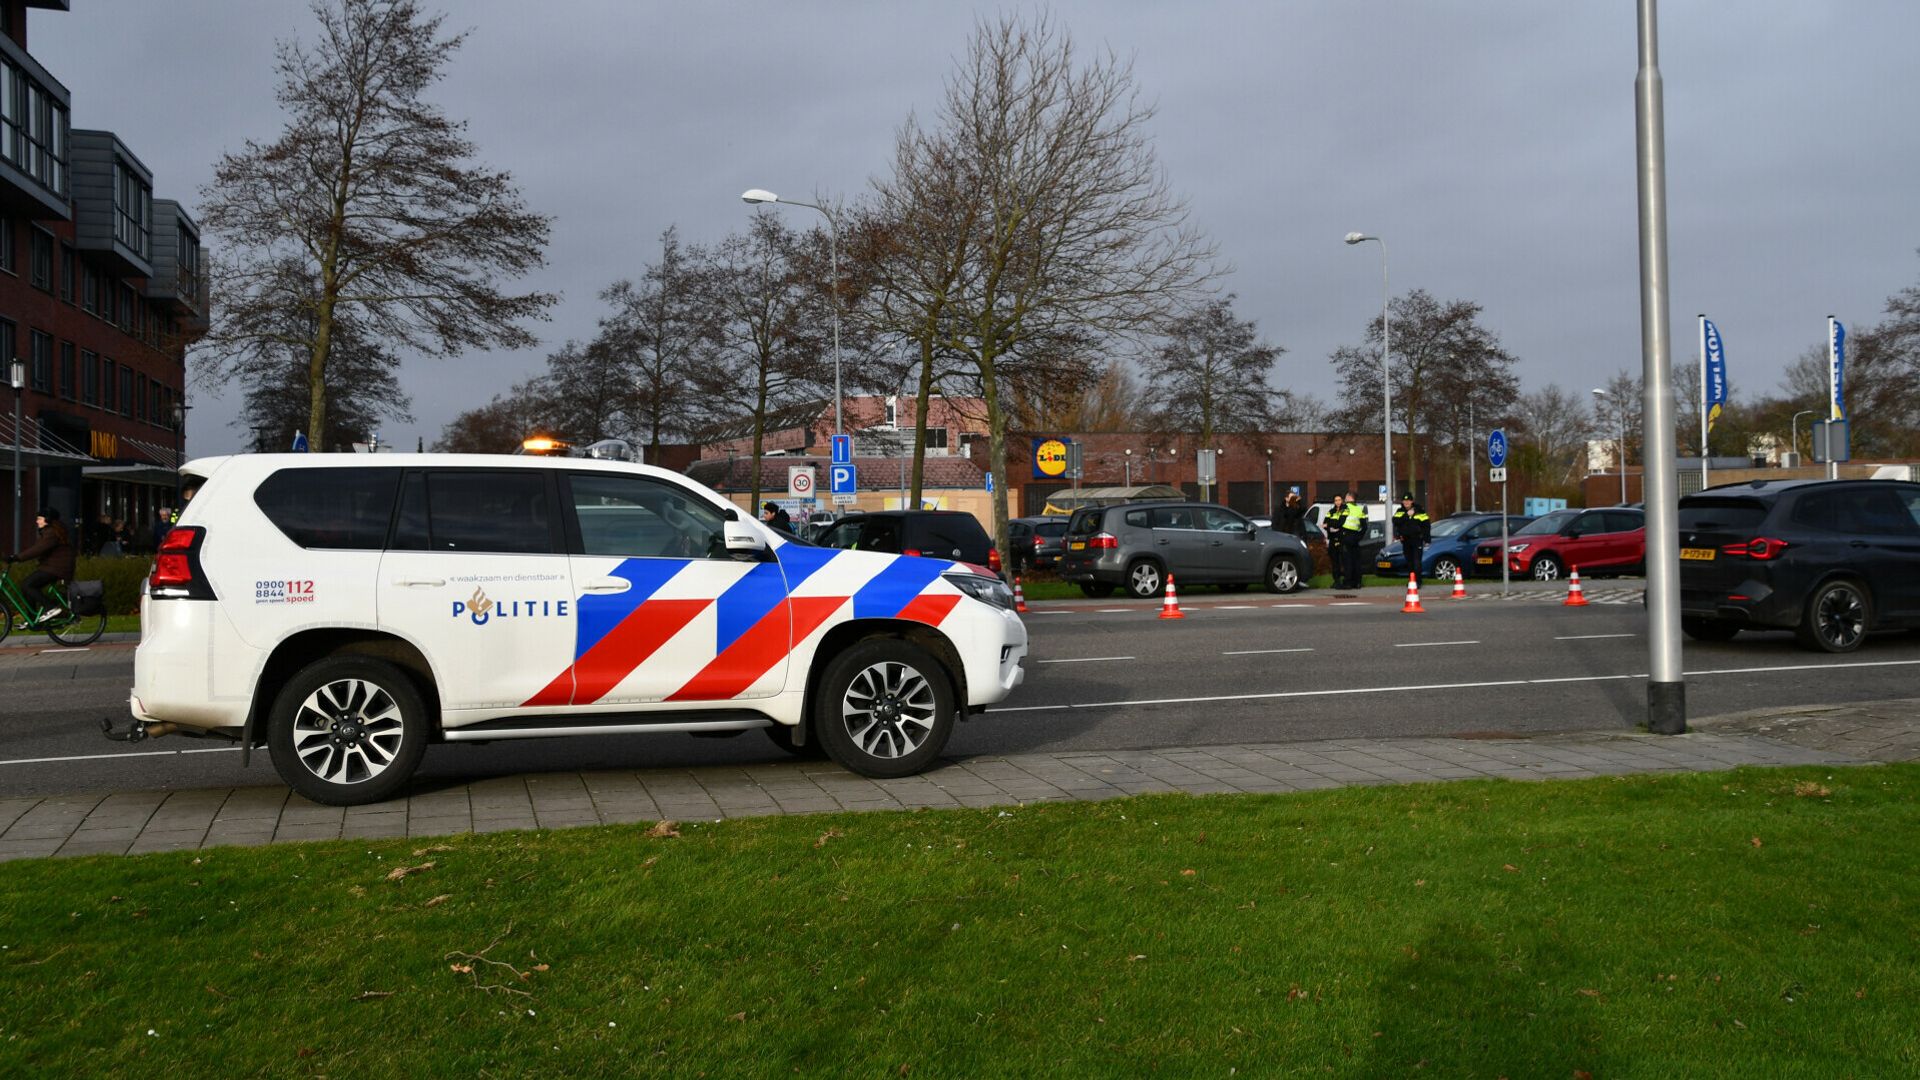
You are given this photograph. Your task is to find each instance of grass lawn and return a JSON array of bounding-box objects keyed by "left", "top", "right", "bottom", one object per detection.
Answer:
[{"left": 3, "top": 765, "right": 1916, "bottom": 1076}]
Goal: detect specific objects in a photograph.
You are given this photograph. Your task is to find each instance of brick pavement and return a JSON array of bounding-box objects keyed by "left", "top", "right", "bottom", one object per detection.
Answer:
[{"left": 4, "top": 698, "right": 1913, "bottom": 861}]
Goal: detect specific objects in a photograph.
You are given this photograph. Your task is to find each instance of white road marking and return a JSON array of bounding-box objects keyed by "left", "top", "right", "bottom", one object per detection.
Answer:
[
  {"left": 1394, "top": 640, "right": 1480, "bottom": 648},
  {"left": 1096, "top": 608, "right": 1133, "bottom": 613},
  {"left": 1555, "top": 633, "right": 1635, "bottom": 640},
  {"left": 1213, "top": 605, "right": 1257, "bottom": 610},
  {"left": 0, "top": 746, "right": 242, "bottom": 768},
  {"left": 1223, "top": 647, "right": 1314, "bottom": 656},
  {"left": 1329, "top": 601, "right": 1370, "bottom": 607},
  {"left": 991, "top": 658, "right": 1920, "bottom": 714},
  {"left": 1031, "top": 610, "right": 1078, "bottom": 616},
  {"left": 1037, "top": 656, "right": 1136, "bottom": 665}
]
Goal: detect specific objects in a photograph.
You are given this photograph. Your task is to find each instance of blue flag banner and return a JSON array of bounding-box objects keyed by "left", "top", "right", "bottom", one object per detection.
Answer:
[
  {"left": 1702, "top": 318, "right": 1727, "bottom": 433},
  {"left": 1829, "top": 318, "right": 1846, "bottom": 421}
]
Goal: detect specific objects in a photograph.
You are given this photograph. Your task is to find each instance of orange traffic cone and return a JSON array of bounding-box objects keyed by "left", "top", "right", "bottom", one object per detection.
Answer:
[
  {"left": 1013, "top": 575, "right": 1028, "bottom": 614},
  {"left": 1158, "top": 573, "right": 1186, "bottom": 620},
  {"left": 1450, "top": 565, "right": 1468, "bottom": 599},
  {"left": 1401, "top": 572, "right": 1426, "bottom": 614},
  {"left": 1563, "top": 567, "right": 1590, "bottom": 607}
]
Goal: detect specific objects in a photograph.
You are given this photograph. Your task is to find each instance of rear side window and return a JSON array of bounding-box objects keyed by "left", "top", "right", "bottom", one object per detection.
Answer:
[
  {"left": 1067, "top": 509, "right": 1102, "bottom": 536},
  {"left": 1678, "top": 498, "right": 1769, "bottom": 532},
  {"left": 1787, "top": 488, "right": 1920, "bottom": 536},
  {"left": 253, "top": 467, "right": 400, "bottom": 550},
  {"left": 1602, "top": 510, "right": 1644, "bottom": 533},
  {"left": 422, "top": 471, "right": 558, "bottom": 554},
  {"left": 922, "top": 516, "right": 987, "bottom": 557},
  {"left": 1123, "top": 509, "right": 1148, "bottom": 529},
  {"left": 1037, "top": 521, "right": 1069, "bottom": 538}
]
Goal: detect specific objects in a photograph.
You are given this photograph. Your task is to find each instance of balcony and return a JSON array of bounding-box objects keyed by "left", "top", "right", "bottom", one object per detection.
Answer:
[
  {"left": 146, "top": 199, "right": 208, "bottom": 324},
  {"left": 0, "top": 31, "right": 72, "bottom": 219},
  {"left": 69, "top": 129, "right": 153, "bottom": 278}
]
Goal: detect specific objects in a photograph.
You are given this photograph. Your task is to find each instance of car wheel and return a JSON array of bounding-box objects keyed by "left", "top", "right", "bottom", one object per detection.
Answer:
[
  {"left": 763, "top": 723, "right": 828, "bottom": 759},
  {"left": 1681, "top": 617, "right": 1740, "bottom": 642},
  {"left": 1078, "top": 582, "right": 1116, "bottom": 599},
  {"left": 1431, "top": 556, "right": 1460, "bottom": 581},
  {"left": 1266, "top": 556, "right": 1303, "bottom": 594},
  {"left": 1126, "top": 560, "right": 1165, "bottom": 599},
  {"left": 1531, "top": 555, "right": 1563, "bottom": 582},
  {"left": 267, "top": 657, "right": 429, "bottom": 806},
  {"left": 813, "top": 638, "right": 955, "bottom": 779},
  {"left": 1796, "top": 579, "right": 1870, "bottom": 653}
]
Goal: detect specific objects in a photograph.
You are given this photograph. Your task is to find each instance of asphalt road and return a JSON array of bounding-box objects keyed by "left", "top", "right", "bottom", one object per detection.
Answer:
[{"left": 5, "top": 585, "right": 1919, "bottom": 799}]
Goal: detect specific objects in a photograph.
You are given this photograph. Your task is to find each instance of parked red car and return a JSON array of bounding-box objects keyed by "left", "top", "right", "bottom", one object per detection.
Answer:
[{"left": 1471, "top": 506, "right": 1646, "bottom": 580}]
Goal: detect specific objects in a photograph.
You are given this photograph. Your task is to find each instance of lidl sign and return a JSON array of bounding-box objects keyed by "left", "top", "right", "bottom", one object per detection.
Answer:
[{"left": 1032, "top": 437, "right": 1069, "bottom": 479}]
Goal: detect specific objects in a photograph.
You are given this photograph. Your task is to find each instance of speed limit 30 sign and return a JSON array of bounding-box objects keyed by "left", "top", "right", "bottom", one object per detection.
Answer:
[{"left": 788, "top": 466, "right": 816, "bottom": 499}]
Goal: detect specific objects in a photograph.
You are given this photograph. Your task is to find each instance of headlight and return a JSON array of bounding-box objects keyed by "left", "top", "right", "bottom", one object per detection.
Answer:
[
  {"left": 1508, "top": 543, "right": 1531, "bottom": 554},
  {"left": 944, "top": 572, "right": 1016, "bottom": 612}
]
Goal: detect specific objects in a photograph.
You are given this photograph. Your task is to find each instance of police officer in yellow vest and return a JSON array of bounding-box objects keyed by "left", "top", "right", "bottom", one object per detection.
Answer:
[
  {"left": 1338, "top": 489, "right": 1368, "bottom": 589},
  {"left": 1394, "top": 492, "right": 1431, "bottom": 579}
]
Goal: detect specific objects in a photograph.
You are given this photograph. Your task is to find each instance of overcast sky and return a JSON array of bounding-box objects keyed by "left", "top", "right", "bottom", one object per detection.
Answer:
[{"left": 29, "top": 1, "right": 1920, "bottom": 456}]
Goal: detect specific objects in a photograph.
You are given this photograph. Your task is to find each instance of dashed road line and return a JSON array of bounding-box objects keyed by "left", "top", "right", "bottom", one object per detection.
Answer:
[
  {"left": 1223, "top": 647, "right": 1314, "bottom": 656},
  {"left": 1037, "top": 655, "right": 1137, "bottom": 665},
  {"left": 1394, "top": 640, "right": 1480, "bottom": 648},
  {"left": 1556, "top": 633, "right": 1635, "bottom": 640}
]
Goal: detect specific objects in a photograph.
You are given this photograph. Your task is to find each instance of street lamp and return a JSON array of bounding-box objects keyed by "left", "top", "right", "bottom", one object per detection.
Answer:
[
  {"left": 1123, "top": 448, "right": 1132, "bottom": 487},
  {"left": 742, "top": 188, "right": 842, "bottom": 438},
  {"left": 1593, "top": 387, "right": 1627, "bottom": 504},
  {"left": 1264, "top": 448, "right": 1274, "bottom": 518},
  {"left": 9, "top": 358, "right": 23, "bottom": 553},
  {"left": 1344, "top": 232, "right": 1395, "bottom": 547},
  {"left": 1791, "top": 409, "right": 1816, "bottom": 466}
]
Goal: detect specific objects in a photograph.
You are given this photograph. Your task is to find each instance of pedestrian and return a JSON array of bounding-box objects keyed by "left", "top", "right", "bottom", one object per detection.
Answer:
[
  {"left": 1323, "top": 493, "right": 1348, "bottom": 587},
  {"left": 173, "top": 483, "right": 199, "bottom": 524},
  {"left": 6, "top": 507, "right": 76, "bottom": 625},
  {"left": 148, "top": 507, "right": 174, "bottom": 552},
  {"left": 1394, "top": 492, "right": 1431, "bottom": 579},
  {"left": 760, "top": 500, "right": 793, "bottom": 534},
  {"left": 1339, "top": 489, "right": 1368, "bottom": 589},
  {"left": 1278, "top": 490, "right": 1307, "bottom": 541}
]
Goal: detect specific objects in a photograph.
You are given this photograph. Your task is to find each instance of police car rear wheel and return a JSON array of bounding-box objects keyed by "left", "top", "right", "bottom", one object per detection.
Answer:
[
  {"left": 268, "top": 657, "right": 429, "bottom": 806},
  {"left": 815, "top": 640, "right": 955, "bottom": 779}
]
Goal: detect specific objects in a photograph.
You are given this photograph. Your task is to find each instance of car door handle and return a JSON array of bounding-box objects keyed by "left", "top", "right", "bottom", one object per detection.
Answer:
[
  {"left": 1849, "top": 541, "right": 1868, "bottom": 548},
  {"left": 1210, "top": 540, "right": 1224, "bottom": 546},
  {"left": 392, "top": 578, "right": 445, "bottom": 588},
  {"left": 1156, "top": 538, "right": 1171, "bottom": 545},
  {"left": 582, "top": 578, "right": 633, "bottom": 594}
]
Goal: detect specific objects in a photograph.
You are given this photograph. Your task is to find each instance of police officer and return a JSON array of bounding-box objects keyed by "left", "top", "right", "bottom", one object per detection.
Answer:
[
  {"left": 1394, "top": 492, "right": 1431, "bottom": 579},
  {"left": 1339, "top": 490, "right": 1367, "bottom": 590},
  {"left": 1323, "top": 494, "right": 1347, "bottom": 587}
]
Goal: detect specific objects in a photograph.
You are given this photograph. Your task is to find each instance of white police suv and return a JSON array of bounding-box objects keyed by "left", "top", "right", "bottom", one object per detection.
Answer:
[{"left": 126, "top": 455, "right": 1027, "bottom": 805}]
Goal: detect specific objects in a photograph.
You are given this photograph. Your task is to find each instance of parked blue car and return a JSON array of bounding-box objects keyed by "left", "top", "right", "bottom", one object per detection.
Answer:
[{"left": 1376, "top": 512, "right": 1535, "bottom": 579}]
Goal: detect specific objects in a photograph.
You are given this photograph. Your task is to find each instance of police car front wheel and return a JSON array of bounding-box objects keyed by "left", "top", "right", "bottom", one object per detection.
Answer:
[
  {"left": 815, "top": 639, "right": 956, "bottom": 779},
  {"left": 267, "top": 656, "right": 430, "bottom": 806}
]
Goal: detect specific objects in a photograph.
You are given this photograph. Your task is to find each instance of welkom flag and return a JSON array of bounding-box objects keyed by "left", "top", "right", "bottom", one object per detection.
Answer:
[{"left": 1702, "top": 317, "right": 1728, "bottom": 433}]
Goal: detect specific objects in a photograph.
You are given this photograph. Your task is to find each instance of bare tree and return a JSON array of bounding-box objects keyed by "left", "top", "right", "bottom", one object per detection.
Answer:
[
  {"left": 1590, "top": 368, "right": 1645, "bottom": 474},
  {"left": 199, "top": 0, "right": 554, "bottom": 445},
  {"left": 1510, "top": 384, "right": 1592, "bottom": 494},
  {"left": 1141, "top": 296, "right": 1281, "bottom": 451},
  {"left": 1780, "top": 330, "right": 1920, "bottom": 459},
  {"left": 435, "top": 378, "right": 554, "bottom": 454},
  {"left": 1042, "top": 359, "right": 1147, "bottom": 433},
  {"left": 598, "top": 227, "right": 716, "bottom": 459},
  {"left": 920, "top": 13, "right": 1216, "bottom": 566},
  {"left": 1330, "top": 289, "right": 1518, "bottom": 496}
]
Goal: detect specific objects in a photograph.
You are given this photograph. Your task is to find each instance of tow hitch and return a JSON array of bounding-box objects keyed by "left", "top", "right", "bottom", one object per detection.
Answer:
[{"left": 100, "top": 717, "right": 186, "bottom": 743}]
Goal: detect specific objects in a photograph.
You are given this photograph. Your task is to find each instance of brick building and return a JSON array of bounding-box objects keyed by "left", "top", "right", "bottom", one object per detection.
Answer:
[
  {"left": 701, "top": 394, "right": 990, "bottom": 460},
  {"left": 2, "top": 0, "right": 204, "bottom": 554}
]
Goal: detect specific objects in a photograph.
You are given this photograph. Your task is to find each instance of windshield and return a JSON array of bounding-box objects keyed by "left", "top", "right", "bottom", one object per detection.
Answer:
[
  {"left": 1428, "top": 518, "right": 1471, "bottom": 539},
  {"left": 1512, "top": 509, "right": 1580, "bottom": 537}
]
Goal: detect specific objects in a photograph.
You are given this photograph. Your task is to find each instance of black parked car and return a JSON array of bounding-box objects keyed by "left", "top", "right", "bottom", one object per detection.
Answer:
[
  {"left": 1677, "top": 478, "right": 1920, "bottom": 652},
  {"left": 1008, "top": 515, "right": 1071, "bottom": 574},
  {"left": 815, "top": 510, "right": 1001, "bottom": 575}
]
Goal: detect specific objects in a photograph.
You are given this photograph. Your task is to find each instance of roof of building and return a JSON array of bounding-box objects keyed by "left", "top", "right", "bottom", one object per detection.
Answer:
[{"left": 686, "top": 454, "right": 985, "bottom": 492}]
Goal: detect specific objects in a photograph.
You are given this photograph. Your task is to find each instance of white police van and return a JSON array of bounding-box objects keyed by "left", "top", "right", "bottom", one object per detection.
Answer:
[{"left": 124, "top": 455, "right": 1027, "bottom": 805}]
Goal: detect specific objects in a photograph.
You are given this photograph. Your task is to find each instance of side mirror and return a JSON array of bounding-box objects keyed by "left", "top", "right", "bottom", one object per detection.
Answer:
[{"left": 724, "top": 519, "right": 767, "bottom": 555}]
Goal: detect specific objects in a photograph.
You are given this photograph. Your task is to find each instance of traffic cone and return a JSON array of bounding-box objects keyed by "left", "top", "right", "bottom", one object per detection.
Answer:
[
  {"left": 1013, "top": 575, "right": 1028, "bottom": 614},
  {"left": 1158, "top": 573, "right": 1186, "bottom": 620},
  {"left": 1401, "top": 572, "right": 1426, "bottom": 614},
  {"left": 1450, "top": 565, "right": 1468, "bottom": 599},
  {"left": 1563, "top": 567, "right": 1590, "bottom": 607}
]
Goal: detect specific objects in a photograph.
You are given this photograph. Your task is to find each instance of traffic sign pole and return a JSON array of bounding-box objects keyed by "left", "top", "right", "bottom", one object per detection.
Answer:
[{"left": 1489, "top": 429, "right": 1510, "bottom": 598}]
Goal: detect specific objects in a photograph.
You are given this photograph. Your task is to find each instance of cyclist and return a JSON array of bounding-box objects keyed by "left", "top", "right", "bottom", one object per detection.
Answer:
[{"left": 8, "top": 506, "right": 76, "bottom": 625}]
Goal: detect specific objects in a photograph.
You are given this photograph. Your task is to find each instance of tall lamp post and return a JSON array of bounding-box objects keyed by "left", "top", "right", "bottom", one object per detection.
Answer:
[
  {"left": 1593, "top": 387, "right": 1627, "bottom": 504},
  {"left": 1344, "top": 232, "right": 1395, "bottom": 548},
  {"left": 1790, "top": 409, "right": 1816, "bottom": 466},
  {"left": 741, "top": 189, "right": 842, "bottom": 437},
  {"left": 9, "top": 358, "right": 24, "bottom": 552},
  {"left": 1123, "top": 448, "right": 1132, "bottom": 487},
  {"left": 1264, "top": 448, "right": 1273, "bottom": 518}
]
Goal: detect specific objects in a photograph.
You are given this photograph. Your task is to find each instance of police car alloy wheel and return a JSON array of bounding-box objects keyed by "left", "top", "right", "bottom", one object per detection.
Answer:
[
  {"left": 267, "top": 657, "right": 429, "bottom": 805},
  {"left": 814, "top": 639, "right": 955, "bottom": 778},
  {"left": 1127, "top": 560, "right": 1164, "bottom": 599},
  {"left": 1797, "top": 580, "right": 1869, "bottom": 654}
]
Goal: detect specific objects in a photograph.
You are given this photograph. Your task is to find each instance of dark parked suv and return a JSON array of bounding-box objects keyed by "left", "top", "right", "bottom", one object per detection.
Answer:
[
  {"left": 1677, "top": 478, "right": 1920, "bottom": 652},
  {"left": 1008, "top": 516, "right": 1070, "bottom": 574},
  {"left": 1057, "top": 501, "right": 1312, "bottom": 598},
  {"left": 816, "top": 510, "right": 1001, "bottom": 575}
]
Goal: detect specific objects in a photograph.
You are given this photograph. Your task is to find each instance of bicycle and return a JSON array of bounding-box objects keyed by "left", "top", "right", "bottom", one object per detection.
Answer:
[{"left": 0, "top": 561, "right": 107, "bottom": 646}]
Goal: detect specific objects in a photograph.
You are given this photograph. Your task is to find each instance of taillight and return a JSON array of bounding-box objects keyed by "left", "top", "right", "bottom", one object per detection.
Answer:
[
  {"left": 1089, "top": 533, "right": 1118, "bottom": 550},
  {"left": 903, "top": 547, "right": 923, "bottom": 557},
  {"left": 1723, "top": 537, "right": 1788, "bottom": 560},
  {"left": 150, "top": 526, "right": 216, "bottom": 600},
  {"left": 1033, "top": 536, "right": 1044, "bottom": 550},
  {"left": 987, "top": 547, "right": 1002, "bottom": 572}
]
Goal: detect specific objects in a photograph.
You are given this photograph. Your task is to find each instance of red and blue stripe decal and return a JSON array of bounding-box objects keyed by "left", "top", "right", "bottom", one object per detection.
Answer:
[{"left": 523, "top": 550, "right": 962, "bottom": 708}]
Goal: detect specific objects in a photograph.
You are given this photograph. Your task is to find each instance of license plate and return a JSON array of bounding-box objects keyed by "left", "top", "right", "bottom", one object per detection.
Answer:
[
  {"left": 1069, "top": 541, "right": 1086, "bottom": 551},
  {"left": 1680, "top": 547, "right": 1716, "bottom": 561},
  {"left": 1376, "top": 562, "right": 1391, "bottom": 570},
  {"left": 1476, "top": 556, "right": 1495, "bottom": 565}
]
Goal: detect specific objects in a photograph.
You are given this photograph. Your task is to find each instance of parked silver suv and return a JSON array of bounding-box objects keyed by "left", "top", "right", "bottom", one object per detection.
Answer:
[{"left": 1056, "top": 501, "right": 1312, "bottom": 598}]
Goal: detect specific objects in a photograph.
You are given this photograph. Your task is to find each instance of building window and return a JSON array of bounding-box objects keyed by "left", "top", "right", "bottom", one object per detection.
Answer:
[
  {"left": 29, "top": 227, "right": 51, "bottom": 290},
  {"left": 924, "top": 427, "right": 950, "bottom": 450},
  {"left": 120, "top": 367, "right": 135, "bottom": 417},
  {"left": 135, "top": 374, "right": 148, "bottom": 423},
  {"left": 81, "top": 263, "right": 97, "bottom": 313},
  {"left": 59, "top": 243, "right": 74, "bottom": 303},
  {"left": 59, "top": 341, "right": 75, "bottom": 400},
  {"left": 101, "top": 358, "right": 115, "bottom": 412},
  {"left": 113, "top": 162, "right": 151, "bottom": 260},
  {"left": 120, "top": 284, "right": 136, "bottom": 329},
  {"left": 0, "top": 216, "right": 13, "bottom": 274},
  {"left": 29, "top": 330, "right": 52, "bottom": 392},
  {"left": 81, "top": 349, "right": 97, "bottom": 405},
  {"left": 0, "top": 322, "right": 13, "bottom": 379}
]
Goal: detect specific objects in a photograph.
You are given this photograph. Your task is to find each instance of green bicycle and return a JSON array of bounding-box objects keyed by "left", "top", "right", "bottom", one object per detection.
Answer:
[{"left": 0, "top": 562, "right": 107, "bottom": 646}]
